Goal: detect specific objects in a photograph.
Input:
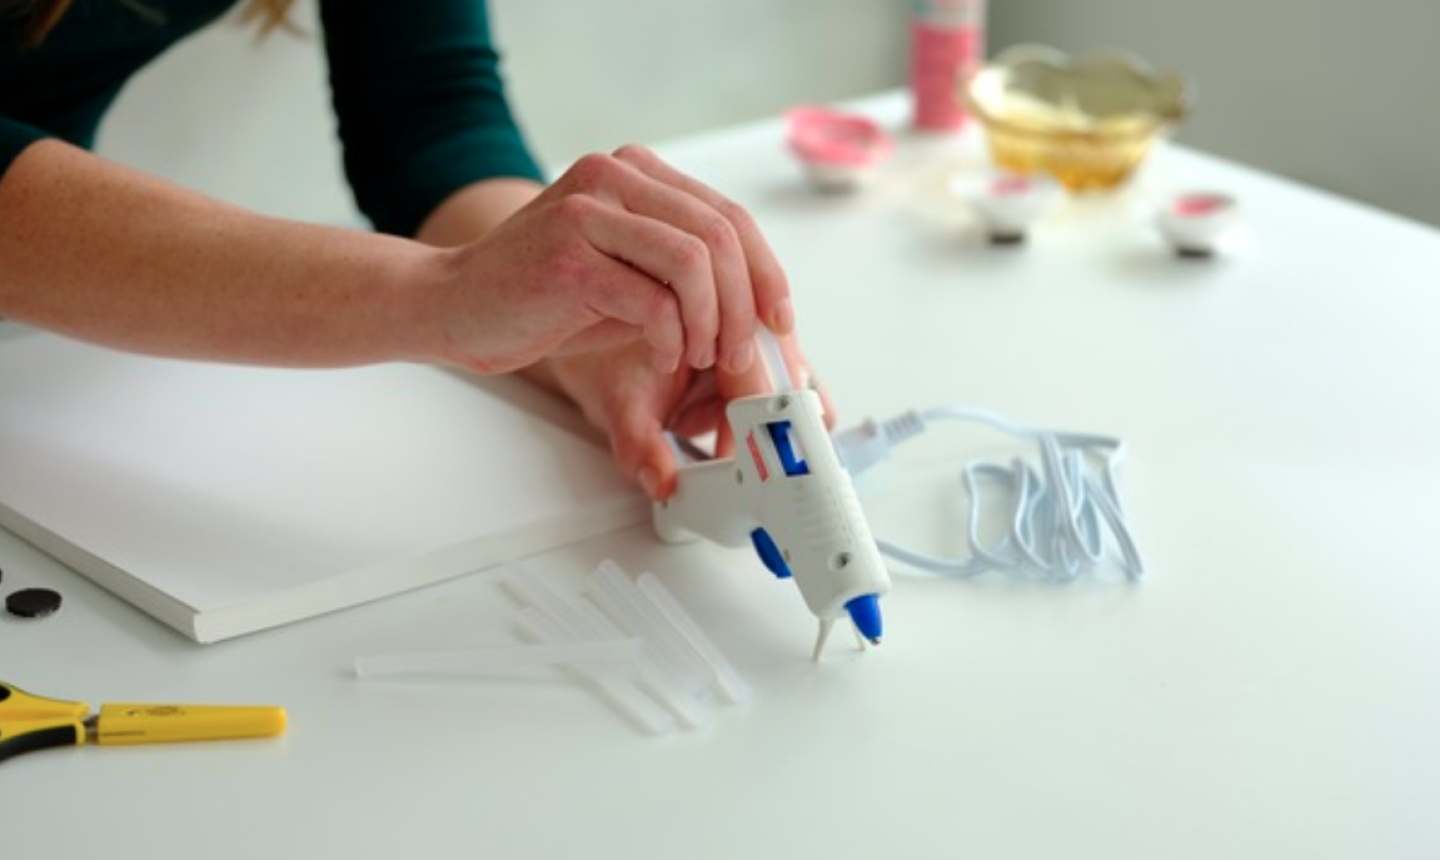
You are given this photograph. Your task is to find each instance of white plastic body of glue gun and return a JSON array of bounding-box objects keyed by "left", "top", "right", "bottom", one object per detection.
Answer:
[{"left": 652, "top": 388, "right": 892, "bottom": 651}]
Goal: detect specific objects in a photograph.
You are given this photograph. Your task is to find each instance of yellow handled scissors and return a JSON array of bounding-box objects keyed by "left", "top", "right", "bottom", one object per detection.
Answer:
[{"left": 0, "top": 680, "right": 286, "bottom": 764}]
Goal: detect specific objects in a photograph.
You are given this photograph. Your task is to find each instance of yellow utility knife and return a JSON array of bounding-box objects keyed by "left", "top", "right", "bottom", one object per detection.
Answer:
[{"left": 0, "top": 680, "right": 286, "bottom": 764}]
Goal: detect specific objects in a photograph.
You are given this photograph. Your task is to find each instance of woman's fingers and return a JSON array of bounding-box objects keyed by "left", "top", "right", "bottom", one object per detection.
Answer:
[
  {"left": 612, "top": 145, "right": 793, "bottom": 343},
  {"left": 604, "top": 156, "right": 755, "bottom": 373},
  {"left": 555, "top": 146, "right": 789, "bottom": 371},
  {"left": 444, "top": 146, "right": 790, "bottom": 381},
  {"left": 566, "top": 192, "right": 721, "bottom": 372}
]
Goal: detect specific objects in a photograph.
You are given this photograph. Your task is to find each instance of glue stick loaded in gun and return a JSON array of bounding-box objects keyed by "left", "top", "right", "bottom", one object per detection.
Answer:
[{"left": 653, "top": 387, "right": 892, "bottom": 659}]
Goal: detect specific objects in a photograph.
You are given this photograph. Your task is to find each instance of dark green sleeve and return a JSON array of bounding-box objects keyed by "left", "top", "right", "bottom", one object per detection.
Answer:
[
  {"left": 0, "top": 115, "right": 50, "bottom": 185},
  {"left": 318, "top": 0, "right": 545, "bottom": 237}
]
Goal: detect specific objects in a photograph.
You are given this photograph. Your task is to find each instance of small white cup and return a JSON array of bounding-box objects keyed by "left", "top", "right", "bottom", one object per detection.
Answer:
[
  {"left": 967, "top": 173, "right": 1057, "bottom": 244},
  {"left": 1155, "top": 192, "right": 1239, "bottom": 257}
]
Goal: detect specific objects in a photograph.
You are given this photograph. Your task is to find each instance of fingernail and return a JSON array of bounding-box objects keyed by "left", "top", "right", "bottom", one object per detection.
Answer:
[
  {"left": 638, "top": 467, "right": 660, "bottom": 499},
  {"left": 727, "top": 340, "right": 754, "bottom": 374},
  {"left": 770, "top": 299, "right": 795, "bottom": 334},
  {"left": 696, "top": 342, "right": 716, "bottom": 369}
]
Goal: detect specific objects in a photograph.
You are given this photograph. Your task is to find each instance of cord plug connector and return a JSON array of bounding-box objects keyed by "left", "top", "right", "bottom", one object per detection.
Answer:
[{"left": 832, "top": 409, "right": 926, "bottom": 477}]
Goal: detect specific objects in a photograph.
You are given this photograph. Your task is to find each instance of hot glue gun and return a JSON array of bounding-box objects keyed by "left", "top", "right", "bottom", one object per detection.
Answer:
[{"left": 653, "top": 386, "right": 892, "bottom": 659}]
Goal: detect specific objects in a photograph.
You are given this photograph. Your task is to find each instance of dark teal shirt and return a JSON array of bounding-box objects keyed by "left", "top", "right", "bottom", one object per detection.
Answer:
[{"left": 0, "top": 0, "right": 544, "bottom": 235}]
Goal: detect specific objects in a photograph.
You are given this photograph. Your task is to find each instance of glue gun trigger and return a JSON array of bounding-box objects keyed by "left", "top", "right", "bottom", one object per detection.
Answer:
[{"left": 749, "top": 528, "right": 792, "bottom": 579}]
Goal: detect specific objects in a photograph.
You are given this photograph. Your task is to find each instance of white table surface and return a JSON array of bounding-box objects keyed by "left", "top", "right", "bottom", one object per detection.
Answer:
[{"left": 5, "top": 92, "right": 1440, "bottom": 859}]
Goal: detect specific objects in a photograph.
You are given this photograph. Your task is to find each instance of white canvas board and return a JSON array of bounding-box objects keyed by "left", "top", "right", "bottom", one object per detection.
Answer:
[{"left": 0, "top": 324, "right": 647, "bottom": 641}]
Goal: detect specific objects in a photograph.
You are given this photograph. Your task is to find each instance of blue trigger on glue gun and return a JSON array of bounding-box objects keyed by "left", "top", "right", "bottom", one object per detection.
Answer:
[{"left": 750, "top": 528, "right": 791, "bottom": 579}]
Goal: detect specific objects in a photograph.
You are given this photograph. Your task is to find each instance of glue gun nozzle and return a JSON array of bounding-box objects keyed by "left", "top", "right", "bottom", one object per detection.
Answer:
[{"left": 843, "top": 594, "right": 884, "bottom": 646}]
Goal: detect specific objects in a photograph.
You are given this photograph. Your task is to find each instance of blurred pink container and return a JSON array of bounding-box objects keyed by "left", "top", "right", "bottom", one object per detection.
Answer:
[{"left": 910, "top": 0, "right": 987, "bottom": 132}]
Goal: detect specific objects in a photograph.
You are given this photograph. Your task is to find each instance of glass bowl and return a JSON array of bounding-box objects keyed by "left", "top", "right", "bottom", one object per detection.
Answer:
[{"left": 961, "top": 44, "right": 1191, "bottom": 192}]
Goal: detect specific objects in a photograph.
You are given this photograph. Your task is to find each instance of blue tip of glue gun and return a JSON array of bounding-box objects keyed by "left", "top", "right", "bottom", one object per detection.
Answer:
[{"left": 845, "top": 594, "right": 883, "bottom": 644}]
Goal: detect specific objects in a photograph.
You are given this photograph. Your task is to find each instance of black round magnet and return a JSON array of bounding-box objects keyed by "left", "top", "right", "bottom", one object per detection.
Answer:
[{"left": 6, "top": 588, "right": 63, "bottom": 619}]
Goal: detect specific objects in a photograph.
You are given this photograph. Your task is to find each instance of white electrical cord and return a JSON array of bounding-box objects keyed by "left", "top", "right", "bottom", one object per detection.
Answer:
[{"left": 832, "top": 405, "right": 1144, "bottom": 582}]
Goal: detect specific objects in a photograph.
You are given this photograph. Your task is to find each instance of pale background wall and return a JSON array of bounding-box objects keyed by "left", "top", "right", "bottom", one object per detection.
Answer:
[
  {"left": 96, "top": 0, "right": 907, "bottom": 226},
  {"left": 96, "top": 0, "right": 1439, "bottom": 229}
]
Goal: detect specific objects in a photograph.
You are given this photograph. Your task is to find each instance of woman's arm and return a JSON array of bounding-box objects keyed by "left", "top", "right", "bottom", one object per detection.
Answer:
[
  {"left": 0, "top": 138, "right": 779, "bottom": 377},
  {"left": 0, "top": 139, "right": 446, "bottom": 367}
]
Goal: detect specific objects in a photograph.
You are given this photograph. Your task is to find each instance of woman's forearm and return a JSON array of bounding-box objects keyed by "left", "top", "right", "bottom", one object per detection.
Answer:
[
  {"left": 415, "top": 177, "right": 544, "bottom": 248},
  {"left": 0, "top": 139, "right": 449, "bottom": 367},
  {"left": 2, "top": 139, "right": 790, "bottom": 383}
]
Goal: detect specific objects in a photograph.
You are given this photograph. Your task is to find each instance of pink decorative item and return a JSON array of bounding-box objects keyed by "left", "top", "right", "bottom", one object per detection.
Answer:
[{"left": 785, "top": 105, "right": 895, "bottom": 193}]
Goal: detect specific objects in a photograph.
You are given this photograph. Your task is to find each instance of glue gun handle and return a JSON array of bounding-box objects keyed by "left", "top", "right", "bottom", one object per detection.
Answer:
[{"left": 653, "top": 458, "right": 754, "bottom": 547}]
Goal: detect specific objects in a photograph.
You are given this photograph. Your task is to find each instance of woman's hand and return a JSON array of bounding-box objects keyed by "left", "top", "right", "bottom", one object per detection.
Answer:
[
  {"left": 530, "top": 332, "right": 834, "bottom": 501},
  {"left": 431, "top": 145, "right": 794, "bottom": 377}
]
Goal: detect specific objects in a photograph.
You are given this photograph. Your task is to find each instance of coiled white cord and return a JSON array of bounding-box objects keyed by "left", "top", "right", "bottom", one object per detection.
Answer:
[{"left": 832, "top": 405, "right": 1144, "bottom": 582}]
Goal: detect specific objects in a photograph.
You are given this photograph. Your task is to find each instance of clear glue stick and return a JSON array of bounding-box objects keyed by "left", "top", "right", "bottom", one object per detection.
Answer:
[{"left": 910, "top": 0, "right": 986, "bottom": 132}]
